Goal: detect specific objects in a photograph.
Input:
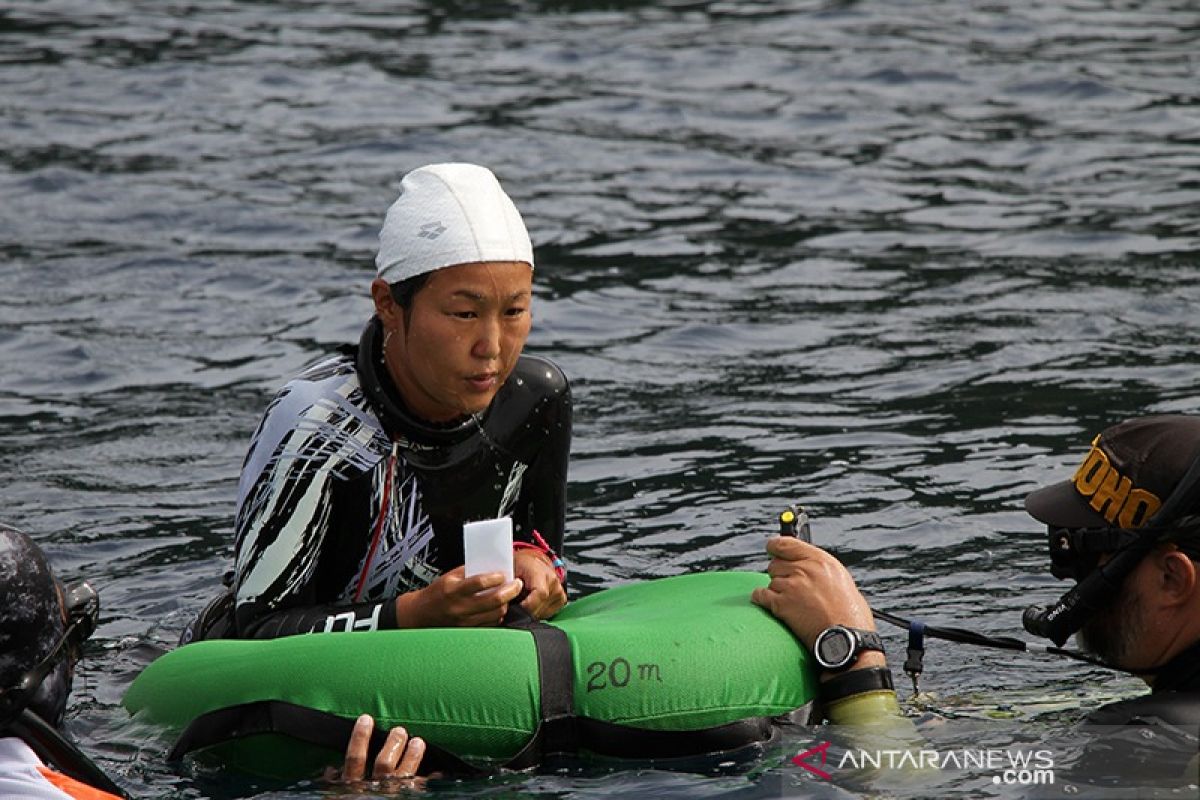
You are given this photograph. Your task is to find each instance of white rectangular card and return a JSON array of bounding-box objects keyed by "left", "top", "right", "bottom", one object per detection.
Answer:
[{"left": 463, "top": 517, "right": 514, "bottom": 581}]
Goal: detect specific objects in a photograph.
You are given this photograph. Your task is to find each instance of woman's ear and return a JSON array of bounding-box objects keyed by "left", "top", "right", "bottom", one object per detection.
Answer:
[{"left": 371, "top": 278, "right": 402, "bottom": 329}]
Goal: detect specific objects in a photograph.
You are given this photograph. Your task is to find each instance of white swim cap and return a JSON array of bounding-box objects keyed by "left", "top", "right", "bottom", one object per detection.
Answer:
[{"left": 375, "top": 163, "right": 534, "bottom": 284}]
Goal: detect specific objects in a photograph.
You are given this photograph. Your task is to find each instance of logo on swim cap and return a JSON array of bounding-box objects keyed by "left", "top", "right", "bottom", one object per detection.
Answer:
[{"left": 418, "top": 221, "right": 446, "bottom": 240}]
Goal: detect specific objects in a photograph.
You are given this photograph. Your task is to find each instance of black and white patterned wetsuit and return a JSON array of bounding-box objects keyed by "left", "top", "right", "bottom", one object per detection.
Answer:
[{"left": 230, "top": 316, "right": 571, "bottom": 639}]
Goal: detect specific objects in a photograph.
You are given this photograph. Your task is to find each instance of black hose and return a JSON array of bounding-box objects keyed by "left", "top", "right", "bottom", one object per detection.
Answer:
[{"left": 8, "top": 709, "right": 131, "bottom": 799}]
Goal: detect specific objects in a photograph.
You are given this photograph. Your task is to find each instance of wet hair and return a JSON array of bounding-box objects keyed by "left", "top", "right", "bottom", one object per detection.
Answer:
[
  {"left": 0, "top": 524, "right": 72, "bottom": 726},
  {"left": 387, "top": 272, "right": 432, "bottom": 333},
  {"left": 384, "top": 272, "right": 432, "bottom": 335},
  {"left": 388, "top": 272, "right": 432, "bottom": 311}
]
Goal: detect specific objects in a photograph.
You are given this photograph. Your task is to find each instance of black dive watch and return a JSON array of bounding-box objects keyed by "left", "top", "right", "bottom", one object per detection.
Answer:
[{"left": 813, "top": 625, "right": 885, "bottom": 672}]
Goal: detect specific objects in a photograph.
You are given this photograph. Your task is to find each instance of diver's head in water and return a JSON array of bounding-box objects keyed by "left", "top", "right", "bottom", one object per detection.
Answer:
[
  {"left": 369, "top": 163, "right": 534, "bottom": 424},
  {"left": 1024, "top": 415, "right": 1200, "bottom": 673},
  {"left": 0, "top": 524, "right": 99, "bottom": 729}
]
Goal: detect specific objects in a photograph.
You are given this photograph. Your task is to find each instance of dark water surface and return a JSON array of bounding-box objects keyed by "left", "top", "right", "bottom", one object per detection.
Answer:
[{"left": 3, "top": 1, "right": 1199, "bottom": 797}]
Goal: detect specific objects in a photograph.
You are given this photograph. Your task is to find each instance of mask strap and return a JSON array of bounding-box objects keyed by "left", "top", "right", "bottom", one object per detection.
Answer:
[{"left": 0, "top": 582, "right": 98, "bottom": 729}]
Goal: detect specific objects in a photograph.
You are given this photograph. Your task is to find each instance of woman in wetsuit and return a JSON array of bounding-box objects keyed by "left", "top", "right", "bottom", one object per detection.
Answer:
[{"left": 194, "top": 163, "right": 570, "bottom": 641}]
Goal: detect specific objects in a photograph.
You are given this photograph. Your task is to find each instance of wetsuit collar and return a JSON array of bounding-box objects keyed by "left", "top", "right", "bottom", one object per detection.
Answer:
[
  {"left": 356, "top": 316, "right": 482, "bottom": 447},
  {"left": 1150, "top": 638, "right": 1200, "bottom": 694}
]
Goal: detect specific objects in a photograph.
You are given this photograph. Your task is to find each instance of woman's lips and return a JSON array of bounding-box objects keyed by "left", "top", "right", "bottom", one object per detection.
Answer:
[{"left": 466, "top": 372, "right": 498, "bottom": 392}]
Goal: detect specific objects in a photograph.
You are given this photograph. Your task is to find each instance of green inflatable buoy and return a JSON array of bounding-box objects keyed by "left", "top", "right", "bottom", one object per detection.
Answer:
[{"left": 124, "top": 571, "right": 817, "bottom": 777}]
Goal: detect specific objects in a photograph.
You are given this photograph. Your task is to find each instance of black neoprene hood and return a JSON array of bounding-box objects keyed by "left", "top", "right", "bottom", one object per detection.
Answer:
[{"left": 0, "top": 524, "right": 71, "bottom": 726}]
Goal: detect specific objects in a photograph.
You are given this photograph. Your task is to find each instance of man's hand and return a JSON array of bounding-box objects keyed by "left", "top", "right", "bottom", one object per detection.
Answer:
[
  {"left": 751, "top": 536, "right": 878, "bottom": 652},
  {"left": 327, "top": 714, "right": 425, "bottom": 788},
  {"left": 396, "top": 566, "right": 523, "bottom": 628},
  {"left": 513, "top": 548, "right": 567, "bottom": 619}
]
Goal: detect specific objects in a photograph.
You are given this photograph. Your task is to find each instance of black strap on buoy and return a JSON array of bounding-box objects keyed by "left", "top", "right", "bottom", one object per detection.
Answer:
[
  {"left": 498, "top": 605, "right": 577, "bottom": 769},
  {"left": 168, "top": 699, "right": 482, "bottom": 776},
  {"left": 576, "top": 715, "right": 784, "bottom": 759}
]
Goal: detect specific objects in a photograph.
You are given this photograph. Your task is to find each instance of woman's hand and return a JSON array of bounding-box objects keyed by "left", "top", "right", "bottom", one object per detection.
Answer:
[
  {"left": 396, "top": 566, "right": 523, "bottom": 628},
  {"left": 513, "top": 548, "right": 567, "bottom": 619}
]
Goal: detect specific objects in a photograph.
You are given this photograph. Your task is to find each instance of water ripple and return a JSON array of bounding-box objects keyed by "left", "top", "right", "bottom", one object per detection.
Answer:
[{"left": 3, "top": 1, "right": 1199, "bottom": 797}]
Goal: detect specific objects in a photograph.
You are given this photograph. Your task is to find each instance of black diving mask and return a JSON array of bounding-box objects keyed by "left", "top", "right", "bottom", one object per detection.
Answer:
[
  {"left": 60, "top": 581, "right": 100, "bottom": 658},
  {"left": 0, "top": 581, "right": 99, "bottom": 727},
  {"left": 1046, "top": 518, "right": 1200, "bottom": 583},
  {"left": 1046, "top": 526, "right": 1142, "bottom": 582}
]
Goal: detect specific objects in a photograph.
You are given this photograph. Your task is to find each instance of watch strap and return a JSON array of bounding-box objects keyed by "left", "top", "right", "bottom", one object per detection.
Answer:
[
  {"left": 819, "top": 666, "right": 895, "bottom": 705},
  {"left": 857, "top": 629, "right": 884, "bottom": 654}
]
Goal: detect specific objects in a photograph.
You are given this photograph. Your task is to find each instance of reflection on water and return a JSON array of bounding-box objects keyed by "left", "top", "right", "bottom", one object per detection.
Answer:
[{"left": 2, "top": 0, "right": 1198, "bottom": 797}]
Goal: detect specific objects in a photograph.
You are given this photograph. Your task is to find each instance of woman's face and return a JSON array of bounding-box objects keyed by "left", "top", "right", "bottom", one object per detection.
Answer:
[{"left": 376, "top": 260, "right": 533, "bottom": 423}]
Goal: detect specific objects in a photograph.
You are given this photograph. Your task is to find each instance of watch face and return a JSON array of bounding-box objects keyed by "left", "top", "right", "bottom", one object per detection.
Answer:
[{"left": 817, "top": 628, "right": 854, "bottom": 668}]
